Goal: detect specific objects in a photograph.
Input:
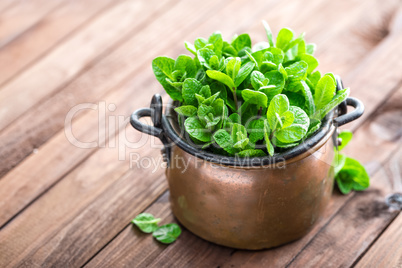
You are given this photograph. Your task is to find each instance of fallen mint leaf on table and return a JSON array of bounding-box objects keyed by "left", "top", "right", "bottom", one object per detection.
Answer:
[
  {"left": 132, "top": 213, "right": 161, "bottom": 233},
  {"left": 153, "top": 223, "right": 182, "bottom": 244},
  {"left": 334, "top": 131, "right": 370, "bottom": 194}
]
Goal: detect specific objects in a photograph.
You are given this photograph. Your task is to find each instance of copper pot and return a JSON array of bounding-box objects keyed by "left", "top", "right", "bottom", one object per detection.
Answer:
[{"left": 130, "top": 78, "right": 364, "bottom": 249}]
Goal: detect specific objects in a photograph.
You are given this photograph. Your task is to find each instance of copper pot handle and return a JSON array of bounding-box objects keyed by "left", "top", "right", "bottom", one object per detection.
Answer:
[
  {"left": 333, "top": 97, "right": 364, "bottom": 127},
  {"left": 130, "top": 94, "right": 171, "bottom": 165}
]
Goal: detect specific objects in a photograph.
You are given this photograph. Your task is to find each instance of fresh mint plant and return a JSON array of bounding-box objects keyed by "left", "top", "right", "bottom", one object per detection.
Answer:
[
  {"left": 132, "top": 213, "right": 182, "bottom": 244},
  {"left": 152, "top": 21, "right": 350, "bottom": 157},
  {"left": 334, "top": 131, "right": 370, "bottom": 194}
]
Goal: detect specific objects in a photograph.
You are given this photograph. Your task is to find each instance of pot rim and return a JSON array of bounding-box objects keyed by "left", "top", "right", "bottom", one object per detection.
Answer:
[
  {"left": 130, "top": 77, "right": 364, "bottom": 167},
  {"left": 162, "top": 104, "right": 334, "bottom": 167}
]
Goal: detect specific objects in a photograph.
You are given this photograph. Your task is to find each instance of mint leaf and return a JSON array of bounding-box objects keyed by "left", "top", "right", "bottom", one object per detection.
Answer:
[
  {"left": 206, "top": 70, "right": 235, "bottom": 91},
  {"left": 306, "top": 43, "right": 316, "bottom": 55},
  {"left": 290, "top": 106, "right": 309, "bottom": 126},
  {"left": 281, "top": 110, "right": 295, "bottom": 128},
  {"left": 184, "top": 41, "right": 197, "bottom": 56},
  {"left": 262, "top": 20, "right": 275, "bottom": 47},
  {"left": 153, "top": 223, "right": 181, "bottom": 244},
  {"left": 250, "top": 70, "right": 268, "bottom": 90},
  {"left": 182, "top": 78, "right": 203, "bottom": 106},
  {"left": 197, "top": 48, "right": 216, "bottom": 70},
  {"left": 247, "top": 118, "right": 265, "bottom": 143},
  {"left": 208, "top": 32, "right": 223, "bottom": 57},
  {"left": 338, "top": 130, "right": 353, "bottom": 151},
  {"left": 234, "top": 62, "right": 255, "bottom": 87},
  {"left": 213, "top": 129, "right": 236, "bottom": 155},
  {"left": 175, "top": 105, "right": 197, "bottom": 117},
  {"left": 241, "top": 89, "right": 268, "bottom": 108},
  {"left": 174, "top": 55, "right": 196, "bottom": 78},
  {"left": 314, "top": 88, "right": 349, "bottom": 119},
  {"left": 237, "top": 149, "right": 266, "bottom": 157},
  {"left": 314, "top": 74, "right": 336, "bottom": 110},
  {"left": 266, "top": 94, "right": 289, "bottom": 130},
  {"left": 274, "top": 106, "right": 309, "bottom": 143},
  {"left": 306, "top": 118, "right": 321, "bottom": 137},
  {"left": 336, "top": 157, "right": 370, "bottom": 194},
  {"left": 222, "top": 41, "right": 237, "bottom": 57},
  {"left": 264, "top": 70, "right": 285, "bottom": 98},
  {"left": 194, "top": 37, "right": 208, "bottom": 50},
  {"left": 300, "top": 80, "right": 315, "bottom": 116},
  {"left": 132, "top": 213, "right": 161, "bottom": 233},
  {"left": 276, "top": 28, "right": 294, "bottom": 51},
  {"left": 298, "top": 54, "right": 318, "bottom": 74},
  {"left": 274, "top": 124, "right": 307, "bottom": 143},
  {"left": 266, "top": 47, "right": 284, "bottom": 65},
  {"left": 285, "top": 61, "right": 308, "bottom": 82},
  {"left": 307, "top": 71, "right": 321, "bottom": 89},
  {"left": 152, "top": 57, "right": 182, "bottom": 101},
  {"left": 232, "top": 33, "right": 252, "bottom": 52},
  {"left": 226, "top": 57, "right": 241, "bottom": 81},
  {"left": 184, "top": 116, "right": 211, "bottom": 142},
  {"left": 231, "top": 123, "right": 249, "bottom": 149},
  {"left": 263, "top": 119, "right": 274, "bottom": 156}
]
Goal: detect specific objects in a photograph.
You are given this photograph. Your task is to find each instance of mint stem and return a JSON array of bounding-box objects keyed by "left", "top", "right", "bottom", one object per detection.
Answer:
[
  {"left": 233, "top": 87, "right": 238, "bottom": 112},
  {"left": 257, "top": 106, "right": 262, "bottom": 116}
]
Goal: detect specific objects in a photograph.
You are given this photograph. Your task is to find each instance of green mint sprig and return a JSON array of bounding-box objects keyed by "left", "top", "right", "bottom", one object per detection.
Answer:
[
  {"left": 334, "top": 131, "right": 370, "bottom": 194},
  {"left": 152, "top": 21, "right": 350, "bottom": 158}
]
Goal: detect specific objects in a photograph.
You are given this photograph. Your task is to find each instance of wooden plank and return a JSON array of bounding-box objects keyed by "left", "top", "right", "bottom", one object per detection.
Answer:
[
  {"left": 0, "top": 130, "right": 165, "bottom": 266},
  {"left": 0, "top": 0, "right": 234, "bottom": 226},
  {"left": 0, "top": 0, "right": 249, "bottom": 265},
  {"left": 0, "top": 0, "right": 122, "bottom": 86},
  {"left": 0, "top": 0, "right": 175, "bottom": 132},
  {"left": 287, "top": 148, "right": 402, "bottom": 268},
  {"left": 355, "top": 211, "right": 402, "bottom": 268},
  {"left": 0, "top": 0, "right": 16, "bottom": 14},
  {"left": 345, "top": 5, "right": 402, "bottom": 131},
  {"left": 85, "top": 192, "right": 234, "bottom": 268},
  {"left": 84, "top": 192, "right": 176, "bottom": 268},
  {"left": 0, "top": 0, "right": 301, "bottom": 265},
  {"left": 0, "top": 0, "right": 398, "bottom": 266},
  {"left": 216, "top": 86, "right": 402, "bottom": 268},
  {"left": 0, "top": 0, "right": 345, "bottom": 229},
  {"left": 0, "top": 0, "right": 64, "bottom": 47},
  {"left": 0, "top": 0, "right": 395, "bottom": 180},
  {"left": 87, "top": 1, "right": 402, "bottom": 267},
  {"left": 148, "top": 87, "right": 402, "bottom": 268}
]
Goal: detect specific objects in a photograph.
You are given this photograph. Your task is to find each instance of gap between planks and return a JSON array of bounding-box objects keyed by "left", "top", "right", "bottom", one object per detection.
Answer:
[
  {"left": 0, "top": 0, "right": 127, "bottom": 87},
  {"left": 0, "top": 0, "right": 400, "bottom": 266},
  {"left": 0, "top": 0, "right": 180, "bottom": 132}
]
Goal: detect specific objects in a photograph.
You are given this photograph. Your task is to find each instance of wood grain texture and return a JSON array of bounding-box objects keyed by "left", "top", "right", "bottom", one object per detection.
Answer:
[
  {"left": 0, "top": 0, "right": 401, "bottom": 266},
  {"left": 149, "top": 87, "right": 402, "bottom": 268},
  {"left": 0, "top": 0, "right": 121, "bottom": 86},
  {"left": 356, "top": 208, "right": 402, "bottom": 268},
  {"left": 0, "top": 0, "right": 63, "bottom": 47},
  {"left": 0, "top": 1, "right": 392, "bottom": 181},
  {"left": 0, "top": 127, "right": 165, "bottom": 266},
  {"left": 0, "top": 0, "right": 397, "bottom": 182},
  {"left": 86, "top": 1, "right": 402, "bottom": 267},
  {"left": 0, "top": 0, "right": 177, "bottom": 178},
  {"left": 285, "top": 92, "right": 402, "bottom": 268},
  {"left": 0, "top": 0, "right": 229, "bottom": 228},
  {"left": 0, "top": 0, "right": 172, "bottom": 132}
]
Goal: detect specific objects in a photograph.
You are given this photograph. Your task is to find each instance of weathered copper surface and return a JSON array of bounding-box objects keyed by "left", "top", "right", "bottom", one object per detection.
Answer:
[{"left": 166, "top": 127, "right": 336, "bottom": 249}]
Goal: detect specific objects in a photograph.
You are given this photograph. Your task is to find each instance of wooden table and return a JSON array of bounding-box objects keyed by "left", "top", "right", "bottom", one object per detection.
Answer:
[{"left": 0, "top": 0, "right": 401, "bottom": 267}]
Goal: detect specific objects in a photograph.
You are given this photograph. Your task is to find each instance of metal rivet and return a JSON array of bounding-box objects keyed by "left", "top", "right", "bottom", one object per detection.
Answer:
[
  {"left": 385, "top": 193, "right": 402, "bottom": 210},
  {"left": 337, "top": 137, "right": 342, "bottom": 147}
]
